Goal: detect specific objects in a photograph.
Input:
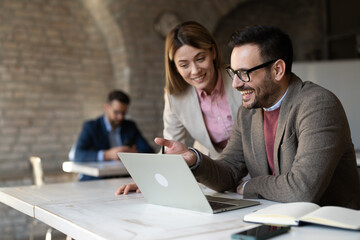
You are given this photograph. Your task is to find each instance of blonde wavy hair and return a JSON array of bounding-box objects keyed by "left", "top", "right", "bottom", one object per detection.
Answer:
[{"left": 164, "top": 21, "right": 223, "bottom": 95}]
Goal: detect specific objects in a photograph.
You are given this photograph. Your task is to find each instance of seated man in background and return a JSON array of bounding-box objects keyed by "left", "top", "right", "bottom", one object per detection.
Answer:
[{"left": 72, "top": 90, "right": 154, "bottom": 181}]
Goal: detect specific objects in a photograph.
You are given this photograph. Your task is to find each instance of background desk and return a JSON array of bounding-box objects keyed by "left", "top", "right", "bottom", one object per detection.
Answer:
[
  {"left": 0, "top": 178, "right": 359, "bottom": 240},
  {"left": 62, "top": 161, "right": 129, "bottom": 177}
]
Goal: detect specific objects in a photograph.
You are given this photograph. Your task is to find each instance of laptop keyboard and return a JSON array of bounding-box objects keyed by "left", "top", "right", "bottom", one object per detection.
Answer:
[{"left": 208, "top": 200, "right": 236, "bottom": 210}]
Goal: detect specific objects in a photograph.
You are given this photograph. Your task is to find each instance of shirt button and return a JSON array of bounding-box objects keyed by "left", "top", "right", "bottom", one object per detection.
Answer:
[{"left": 217, "top": 116, "right": 221, "bottom": 121}]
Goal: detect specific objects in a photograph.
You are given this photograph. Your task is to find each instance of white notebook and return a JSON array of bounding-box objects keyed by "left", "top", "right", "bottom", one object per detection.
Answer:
[{"left": 244, "top": 202, "right": 360, "bottom": 230}]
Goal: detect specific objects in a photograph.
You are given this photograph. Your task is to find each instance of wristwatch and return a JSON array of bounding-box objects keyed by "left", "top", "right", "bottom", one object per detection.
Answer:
[{"left": 188, "top": 147, "right": 202, "bottom": 170}]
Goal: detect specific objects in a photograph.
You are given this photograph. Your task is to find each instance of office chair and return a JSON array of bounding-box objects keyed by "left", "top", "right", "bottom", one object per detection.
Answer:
[
  {"left": 29, "top": 156, "right": 72, "bottom": 240},
  {"left": 29, "top": 156, "right": 44, "bottom": 186}
]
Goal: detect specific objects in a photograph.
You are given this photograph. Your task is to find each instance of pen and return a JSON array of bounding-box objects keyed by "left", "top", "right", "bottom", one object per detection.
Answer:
[{"left": 162, "top": 145, "right": 165, "bottom": 154}]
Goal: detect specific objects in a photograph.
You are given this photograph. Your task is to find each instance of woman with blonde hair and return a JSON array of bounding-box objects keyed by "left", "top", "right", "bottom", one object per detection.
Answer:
[
  {"left": 162, "top": 21, "right": 242, "bottom": 158},
  {"left": 116, "top": 21, "right": 242, "bottom": 195}
]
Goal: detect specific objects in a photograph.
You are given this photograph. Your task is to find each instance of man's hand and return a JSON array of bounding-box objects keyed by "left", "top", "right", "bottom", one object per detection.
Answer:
[
  {"left": 104, "top": 145, "right": 137, "bottom": 160},
  {"left": 154, "top": 137, "right": 197, "bottom": 167},
  {"left": 236, "top": 180, "right": 248, "bottom": 195}
]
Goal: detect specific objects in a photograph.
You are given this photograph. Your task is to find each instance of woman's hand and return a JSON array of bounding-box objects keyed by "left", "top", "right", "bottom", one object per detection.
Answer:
[
  {"left": 115, "top": 137, "right": 198, "bottom": 196},
  {"left": 115, "top": 182, "right": 140, "bottom": 195}
]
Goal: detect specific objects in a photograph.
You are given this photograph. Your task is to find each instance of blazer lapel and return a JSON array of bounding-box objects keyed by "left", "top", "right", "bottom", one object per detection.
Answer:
[
  {"left": 100, "top": 117, "right": 111, "bottom": 149},
  {"left": 182, "top": 87, "right": 215, "bottom": 151},
  {"left": 251, "top": 109, "right": 269, "bottom": 174},
  {"left": 273, "top": 107, "right": 287, "bottom": 175},
  {"left": 273, "top": 75, "right": 302, "bottom": 174}
]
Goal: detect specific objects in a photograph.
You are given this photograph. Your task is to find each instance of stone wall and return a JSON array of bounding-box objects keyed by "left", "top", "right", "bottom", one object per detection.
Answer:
[
  {"left": 0, "top": 0, "right": 113, "bottom": 178},
  {"left": 0, "top": 0, "right": 112, "bottom": 238}
]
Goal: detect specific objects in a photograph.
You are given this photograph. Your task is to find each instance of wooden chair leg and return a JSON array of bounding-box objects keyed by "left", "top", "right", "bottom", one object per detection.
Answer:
[{"left": 45, "top": 227, "right": 52, "bottom": 240}]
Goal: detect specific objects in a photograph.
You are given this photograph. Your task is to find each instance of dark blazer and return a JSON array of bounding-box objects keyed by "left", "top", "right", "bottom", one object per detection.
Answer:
[
  {"left": 194, "top": 74, "right": 360, "bottom": 209},
  {"left": 73, "top": 116, "right": 154, "bottom": 180}
]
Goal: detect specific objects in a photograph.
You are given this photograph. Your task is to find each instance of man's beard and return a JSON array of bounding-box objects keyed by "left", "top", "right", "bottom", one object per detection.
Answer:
[
  {"left": 241, "top": 71, "right": 281, "bottom": 109},
  {"left": 110, "top": 119, "right": 122, "bottom": 129}
]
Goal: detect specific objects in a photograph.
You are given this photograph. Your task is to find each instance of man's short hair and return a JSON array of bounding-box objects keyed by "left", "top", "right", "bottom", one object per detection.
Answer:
[
  {"left": 229, "top": 25, "right": 293, "bottom": 74},
  {"left": 107, "top": 90, "right": 130, "bottom": 105}
]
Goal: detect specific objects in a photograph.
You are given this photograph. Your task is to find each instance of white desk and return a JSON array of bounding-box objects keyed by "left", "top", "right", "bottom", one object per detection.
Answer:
[
  {"left": 0, "top": 178, "right": 358, "bottom": 240},
  {"left": 62, "top": 161, "right": 129, "bottom": 177},
  {"left": 0, "top": 178, "right": 133, "bottom": 217}
]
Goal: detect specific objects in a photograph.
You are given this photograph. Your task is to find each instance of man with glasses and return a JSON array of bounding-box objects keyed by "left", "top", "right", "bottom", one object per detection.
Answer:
[
  {"left": 72, "top": 90, "right": 154, "bottom": 181},
  {"left": 151, "top": 25, "right": 360, "bottom": 209}
]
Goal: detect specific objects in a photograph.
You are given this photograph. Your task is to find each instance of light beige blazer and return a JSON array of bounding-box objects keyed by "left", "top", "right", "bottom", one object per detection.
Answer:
[{"left": 163, "top": 69, "right": 242, "bottom": 158}]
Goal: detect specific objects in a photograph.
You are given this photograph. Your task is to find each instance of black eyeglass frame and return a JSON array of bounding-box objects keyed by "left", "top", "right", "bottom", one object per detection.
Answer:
[{"left": 226, "top": 59, "right": 277, "bottom": 82}]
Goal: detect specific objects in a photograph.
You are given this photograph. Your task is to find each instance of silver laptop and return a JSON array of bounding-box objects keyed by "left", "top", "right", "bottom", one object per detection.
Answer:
[{"left": 117, "top": 152, "right": 260, "bottom": 214}]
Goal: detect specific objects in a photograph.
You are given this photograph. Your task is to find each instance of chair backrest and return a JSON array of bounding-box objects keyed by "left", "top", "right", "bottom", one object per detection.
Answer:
[
  {"left": 29, "top": 156, "right": 45, "bottom": 186},
  {"left": 68, "top": 142, "right": 76, "bottom": 161}
]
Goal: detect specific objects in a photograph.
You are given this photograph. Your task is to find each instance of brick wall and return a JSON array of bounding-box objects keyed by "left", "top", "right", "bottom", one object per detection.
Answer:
[
  {"left": 0, "top": 0, "right": 113, "bottom": 177},
  {"left": 0, "top": 0, "right": 113, "bottom": 238}
]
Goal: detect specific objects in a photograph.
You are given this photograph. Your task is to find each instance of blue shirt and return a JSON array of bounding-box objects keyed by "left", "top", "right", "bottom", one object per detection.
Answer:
[{"left": 97, "top": 116, "right": 122, "bottom": 161}]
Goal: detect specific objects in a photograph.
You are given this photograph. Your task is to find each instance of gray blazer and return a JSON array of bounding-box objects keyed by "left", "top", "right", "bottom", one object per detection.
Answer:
[
  {"left": 194, "top": 74, "right": 360, "bottom": 209},
  {"left": 163, "top": 69, "right": 242, "bottom": 158}
]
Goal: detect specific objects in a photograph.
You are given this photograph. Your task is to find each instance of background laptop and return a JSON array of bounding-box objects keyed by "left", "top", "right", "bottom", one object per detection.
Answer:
[{"left": 118, "top": 152, "right": 259, "bottom": 214}]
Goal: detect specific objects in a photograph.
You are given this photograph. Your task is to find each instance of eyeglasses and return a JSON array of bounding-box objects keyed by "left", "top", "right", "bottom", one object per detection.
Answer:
[{"left": 226, "top": 59, "right": 277, "bottom": 82}]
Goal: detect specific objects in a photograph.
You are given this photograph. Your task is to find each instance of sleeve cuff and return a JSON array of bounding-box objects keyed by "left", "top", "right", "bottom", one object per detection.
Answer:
[
  {"left": 97, "top": 150, "right": 104, "bottom": 162},
  {"left": 188, "top": 147, "right": 202, "bottom": 170}
]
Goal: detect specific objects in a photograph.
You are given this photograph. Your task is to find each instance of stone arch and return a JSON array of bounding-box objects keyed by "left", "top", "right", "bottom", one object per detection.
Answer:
[{"left": 81, "top": 0, "right": 130, "bottom": 92}]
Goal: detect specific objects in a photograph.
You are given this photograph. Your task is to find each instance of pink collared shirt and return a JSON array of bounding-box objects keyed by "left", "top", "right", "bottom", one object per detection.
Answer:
[{"left": 195, "top": 70, "right": 233, "bottom": 150}]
